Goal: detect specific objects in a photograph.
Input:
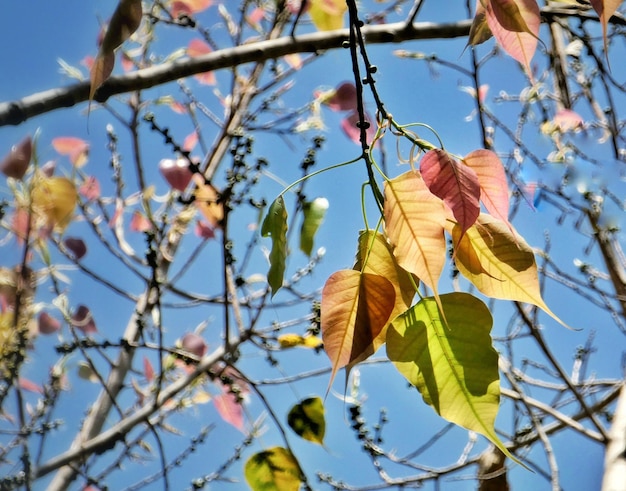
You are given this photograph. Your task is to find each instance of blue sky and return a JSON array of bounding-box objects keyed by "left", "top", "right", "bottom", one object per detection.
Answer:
[{"left": 1, "top": 1, "right": 625, "bottom": 490}]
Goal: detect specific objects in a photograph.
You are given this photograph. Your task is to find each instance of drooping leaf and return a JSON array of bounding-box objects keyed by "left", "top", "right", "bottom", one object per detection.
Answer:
[
  {"left": 387, "top": 292, "right": 516, "bottom": 461},
  {"left": 31, "top": 176, "right": 78, "bottom": 231},
  {"left": 349, "top": 230, "right": 416, "bottom": 366},
  {"left": 300, "top": 197, "right": 328, "bottom": 256},
  {"left": 90, "top": 0, "right": 143, "bottom": 101},
  {"left": 589, "top": 0, "right": 622, "bottom": 60},
  {"left": 421, "top": 149, "right": 481, "bottom": 237},
  {"left": 321, "top": 270, "right": 395, "bottom": 390},
  {"left": 468, "top": 2, "right": 493, "bottom": 46},
  {"left": 484, "top": 0, "right": 540, "bottom": 77},
  {"left": 287, "top": 396, "right": 326, "bottom": 445},
  {"left": 214, "top": 390, "right": 244, "bottom": 431},
  {"left": 244, "top": 447, "right": 301, "bottom": 491},
  {"left": 462, "top": 149, "right": 510, "bottom": 225},
  {"left": 452, "top": 214, "right": 567, "bottom": 326},
  {"left": 309, "top": 0, "right": 347, "bottom": 31},
  {"left": 384, "top": 170, "right": 446, "bottom": 296},
  {"left": 261, "top": 196, "right": 288, "bottom": 296}
]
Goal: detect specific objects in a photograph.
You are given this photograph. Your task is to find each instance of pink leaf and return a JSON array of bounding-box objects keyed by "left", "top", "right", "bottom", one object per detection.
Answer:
[
  {"left": 463, "top": 149, "right": 510, "bottom": 224},
  {"left": 143, "top": 356, "right": 155, "bottom": 382},
  {"left": 171, "top": 0, "right": 213, "bottom": 17},
  {"left": 71, "top": 305, "right": 98, "bottom": 334},
  {"left": 52, "top": 137, "right": 90, "bottom": 168},
  {"left": 326, "top": 82, "right": 357, "bottom": 111},
  {"left": 188, "top": 39, "right": 216, "bottom": 85},
  {"left": 183, "top": 131, "right": 199, "bottom": 152},
  {"left": 195, "top": 220, "right": 216, "bottom": 239},
  {"left": 553, "top": 109, "right": 584, "bottom": 132},
  {"left": 421, "top": 149, "right": 481, "bottom": 236},
  {"left": 130, "top": 211, "right": 152, "bottom": 232},
  {"left": 19, "top": 378, "right": 43, "bottom": 394},
  {"left": 181, "top": 332, "right": 207, "bottom": 358},
  {"left": 38, "top": 312, "right": 61, "bottom": 335},
  {"left": 341, "top": 110, "right": 376, "bottom": 145},
  {"left": 213, "top": 390, "right": 244, "bottom": 431},
  {"left": 159, "top": 158, "right": 193, "bottom": 191},
  {"left": 79, "top": 176, "right": 101, "bottom": 201}
]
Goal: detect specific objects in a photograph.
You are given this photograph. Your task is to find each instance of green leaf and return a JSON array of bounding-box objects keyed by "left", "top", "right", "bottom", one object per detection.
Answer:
[
  {"left": 262, "top": 196, "right": 288, "bottom": 296},
  {"left": 244, "top": 447, "right": 301, "bottom": 491},
  {"left": 299, "top": 197, "right": 328, "bottom": 257},
  {"left": 387, "top": 292, "right": 516, "bottom": 462},
  {"left": 287, "top": 396, "right": 326, "bottom": 445}
]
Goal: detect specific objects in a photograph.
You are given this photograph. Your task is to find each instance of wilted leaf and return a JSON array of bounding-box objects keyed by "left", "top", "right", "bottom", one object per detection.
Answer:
[
  {"left": 300, "top": 197, "right": 328, "bottom": 256},
  {"left": 261, "top": 196, "right": 288, "bottom": 296},
  {"left": 421, "top": 149, "right": 481, "bottom": 238},
  {"left": 245, "top": 447, "right": 301, "bottom": 491},
  {"left": 453, "top": 214, "right": 567, "bottom": 326},
  {"left": 1, "top": 136, "right": 31, "bottom": 180},
  {"left": 387, "top": 292, "right": 516, "bottom": 461},
  {"left": 31, "top": 176, "right": 78, "bottom": 231},
  {"left": 384, "top": 170, "right": 446, "bottom": 296},
  {"left": 321, "top": 270, "right": 395, "bottom": 390},
  {"left": 462, "top": 149, "right": 510, "bottom": 225},
  {"left": 309, "top": 0, "right": 347, "bottom": 31},
  {"left": 287, "top": 396, "right": 326, "bottom": 445}
]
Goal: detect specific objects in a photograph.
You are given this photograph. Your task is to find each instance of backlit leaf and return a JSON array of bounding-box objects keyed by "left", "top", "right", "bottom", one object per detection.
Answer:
[
  {"left": 194, "top": 177, "right": 223, "bottom": 227},
  {"left": 245, "top": 447, "right": 301, "bottom": 491},
  {"left": 462, "top": 149, "right": 510, "bottom": 225},
  {"left": 171, "top": 0, "right": 213, "bottom": 17},
  {"left": 309, "top": 0, "right": 347, "bottom": 31},
  {"left": 287, "top": 396, "right": 326, "bottom": 445},
  {"left": 300, "top": 197, "right": 328, "bottom": 256},
  {"left": 453, "top": 214, "right": 567, "bottom": 326},
  {"left": 589, "top": 0, "right": 621, "bottom": 59},
  {"left": 387, "top": 292, "right": 516, "bottom": 461},
  {"left": 31, "top": 176, "right": 78, "bottom": 231},
  {"left": 214, "top": 390, "right": 243, "bottom": 431},
  {"left": 261, "top": 196, "right": 288, "bottom": 296},
  {"left": 321, "top": 270, "right": 395, "bottom": 390},
  {"left": 468, "top": 3, "right": 493, "bottom": 46},
  {"left": 384, "top": 170, "right": 446, "bottom": 296},
  {"left": 51, "top": 137, "right": 90, "bottom": 168},
  {"left": 421, "top": 149, "right": 480, "bottom": 237}
]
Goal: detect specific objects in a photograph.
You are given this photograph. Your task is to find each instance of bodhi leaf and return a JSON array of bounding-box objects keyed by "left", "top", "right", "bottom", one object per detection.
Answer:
[
  {"left": 309, "top": 0, "right": 347, "bottom": 31},
  {"left": 321, "top": 270, "right": 395, "bottom": 390},
  {"left": 244, "top": 447, "right": 301, "bottom": 491},
  {"left": 261, "top": 196, "right": 288, "bottom": 296},
  {"left": 420, "top": 149, "right": 481, "bottom": 238},
  {"left": 453, "top": 214, "right": 567, "bottom": 327},
  {"left": 90, "top": 0, "right": 143, "bottom": 102},
  {"left": 386, "top": 292, "right": 518, "bottom": 462},
  {"left": 349, "top": 230, "right": 416, "bottom": 367},
  {"left": 31, "top": 176, "right": 78, "bottom": 231},
  {"left": 287, "top": 396, "right": 326, "bottom": 445},
  {"left": 462, "top": 149, "right": 511, "bottom": 226},
  {"left": 468, "top": 2, "right": 493, "bottom": 46},
  {"left": 589, "top": 0, "right": 622, "bottom": 60},
  {"left": 300, "top": 197, "right": 329, "bottom": 256},
  {"left": 384, "top": 170, "right": 446, "bottom": 299}
]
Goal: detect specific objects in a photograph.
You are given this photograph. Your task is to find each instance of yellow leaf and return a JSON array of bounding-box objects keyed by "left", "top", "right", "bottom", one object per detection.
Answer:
[
  {"left": 309, "top": 0, "right": 347, "bottom": 31},
  {"left": 245, "top": 447, "right": 301, "bottom": 491},
  {"left": 31, "top": 176, "right": 78, "bottom": 231},
  {"left": 278, "top": 333, "right": 305, "bottom": 348},
  {"left": 194, "top": 176, "right": 223, "bottom": 227},
  {"left": 453, "top": 214, "right": 568, "bottom": 327}
]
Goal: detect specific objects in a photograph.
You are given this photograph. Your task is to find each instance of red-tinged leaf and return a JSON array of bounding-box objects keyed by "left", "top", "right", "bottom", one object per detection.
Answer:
[
  {"left": 553, "top": 109, "right": 584, "bottom": 132},
  {"left": 341, "top": 110, "right": 376, "bottom": 145},
  {"left": 1, "top": 136, "right": 31, "bottom": 180},
  {"left": 52, "top": 137, "right": 90, "bottom": 168},
  {"left": 181, "top": 332, "right": 207, "bottom": 358},
  {"left": 183, "top": 131, "right": 199, "bottom": 152},
  {"left": 38, "top": 312, "right": 61, "bottom": 335},
  {"left": 462, "top": 149, "right": 510, "bottom": 224},
  {"left": 41, "top": 161, "right": 56, "bottom": 177},
  {"left": 384, "top": 170, "right": 447, "bottom": 295},
  {"left": 188, "top": 39, "right": 216, "bottom": 85},
  {"left": 120, "top": 52, "right": 135, "bottom": 72},
  {"left": 11, "top": 209, "right": 29, "bottom": 243},
  {"left": 589, "top": 0, "right": 621, "bottom": 58},
  {"left": 169, "top": 101, "right": 187, "bottom": 114},
  {"left": 64, "top": 237, "right": 87, "bottom": 260},
  {"left": 159, "top": 158, "right": 193, "bottom": 191},
  {"left": 80, "top": 176, "right": 101, "bottom": 201},
  {"left": 71, "top": 305, "right": 97, "bottom": 334},
  {"left": 194, "top": 177, "right": 223, "bottom": 228},
  {"left": 143, "top": 356, "right": 155, "bottom": 382},
  {"left": 490, "top": 0, "right": 536, "bottom": 34},
  {"left": 195, "top": 220, "right": 216, "bottom": 239},
  {"left": 468, "top": 2, "right": 493, "bottom": 46},
  {"left": 421, "top": 149, "right": 480, "bottom": 237},
  {"left": 171, "top": 0, "right": 213, "bottom": 17},
  {"left": 130, "top": 211, "right": 152, "bottom": 232},
  {"left": 19, "top": 378, "right": 43, "bottom": 394},
  {"left": 321, "top": 270, "right": 396, "bottom": 390},
  {"left": 247, "top": 7, "right": 266, "bottom": 27},
  {"left": 485, "top": 0, "right": 540, "bottom": 77},
  {"left": 214, "top": 390, "right": 244, "bottom": 431},
  {"left": 90, "top": 0, "right": 142, "bottom": 100},
  {"left": 326, "top": 82, "right": 358, "bottom": 111}
]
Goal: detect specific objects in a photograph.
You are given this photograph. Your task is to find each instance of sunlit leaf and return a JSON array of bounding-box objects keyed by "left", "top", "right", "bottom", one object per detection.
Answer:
[
  {"left": 194, "top": 177, "right": 223, "bottom": 227},
  {"left": 484, "top": 0, "right": 540, "bottom": 77},
  {"left": 287, "top": 396, "right": 326, "bottom": 445},
  {"left": 261, "top": 196, "right": 288, "bottom": 296},
  {"left": 187, "top": 39, "right": 216, "bottom": 85},
  {"left": 589, "top": 0, "right": 621, "bottom": 60},
  {"left": 387, "top": 292, "right": 517, "bottom": 461},
  {"left": 468, "top": 2, "right": 493, "bottom": 46},
  {"left": 51, "top": 137, "right": 90, "bottom": 168},
  {"left": 321, "top": 270, "right": 395, "bottom": 390},
  {"left": 384, "top": 170, "right": 446, "bottom": 296},
  {"left": 421, "top": 149, "right": 480, "bottom": 237},
  {"left": 309, "top": 0, "right": 347, "bottom": 31},
  {"left": 159, "top": 158, "right": 193, "bottom": 191},
  {"left": 171, "top": 0, "right": 213, "bottom": 17},
  {"left": 299, "top": 197, "right": 328, "bottom": 256},
  {"left": 31, "top": 176, "right": 78, "bottom": 231},
  {"left": 80, "top": 176, "right": 101, "bottom": 201},
  {"left": 214, "top": 390, "right": 243, "bottom": 431},
  {"left": 453, "top": 214, "right": 567, "bottom": 326},
  {"left": 462, "top": 149, "right": 510, "bottom": 225},
  {"left": 349, "top": 230, "right": 416, "bottom": 366},
  {"left": 244, "top": 447, "right": 301, "bottom": 491},
  {"left": 130, "top": 211, "right": 152, "bottom": 232}
]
